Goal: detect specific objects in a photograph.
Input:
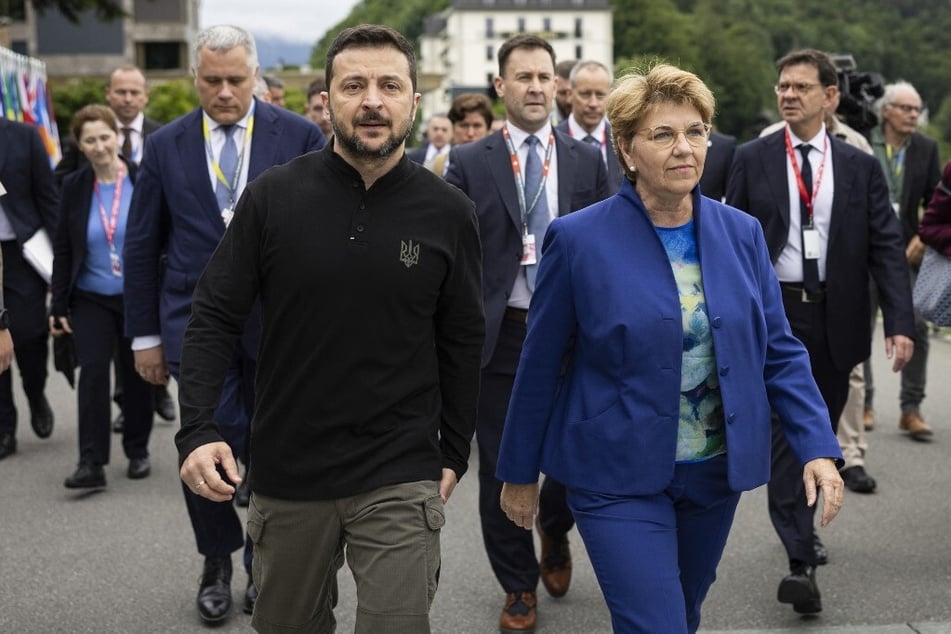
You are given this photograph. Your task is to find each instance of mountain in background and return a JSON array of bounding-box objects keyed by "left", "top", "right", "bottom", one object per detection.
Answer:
[{"left": 254, "top": 35, "right": 314, "bottom": 70}]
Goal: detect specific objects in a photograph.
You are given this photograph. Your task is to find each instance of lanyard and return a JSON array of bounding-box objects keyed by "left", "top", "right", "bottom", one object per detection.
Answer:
[
  {"left": 202, "top": 115, "right": 255, "bottom": 205},
  {"left": 783, "top": 128, "right": 828, "bottom": 225},
  {"left": 93, "top": 164, "right": 126, "bottom": 252},
  {"left": 502, "top": 125, "right": 555, "bottom": 231},
  {"left": 885, "top": 143, "right": 906, "bottom": 179}
]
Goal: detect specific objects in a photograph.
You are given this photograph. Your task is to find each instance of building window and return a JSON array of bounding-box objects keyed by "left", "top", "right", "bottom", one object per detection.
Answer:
[
  {"left": 485, "top": 18, "right": 493, "bottom": 38},
  {"left": 543, "top": 17, "right": 551, "bottom": 32},
  {"left": 575, "top": 45, "right": 583, "bottom": 59},
  {"left": 139, "top": 41, "right": 184, "bottom": 71},
  {"left": 486, "top": 45, "right": 494, "bottom": 61},
  {"left": 575, "top": 18, "right": 583, "bottom": 38},
  {"left": 4, "top": 0, "right": 26, "bottom": 21},
  {"left": 517, "top": 17, "right": 525, "bottom": 33},
  {"left": 11, "top": 40, "right": 28, "bottom": 55}
]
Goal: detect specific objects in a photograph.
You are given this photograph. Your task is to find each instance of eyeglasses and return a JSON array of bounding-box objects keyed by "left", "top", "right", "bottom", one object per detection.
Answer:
[
  {"left": 888, "top": 103, "right": 922, "bottom": 114},
  {"left": 773, "top": 82, "right": 821, "bottom": 95},
  {"left": 638, "top": 122, "right": 711, "bottom": 149}
]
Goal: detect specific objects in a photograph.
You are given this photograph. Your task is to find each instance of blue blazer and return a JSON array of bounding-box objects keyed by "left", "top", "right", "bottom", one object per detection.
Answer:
[
  {"left": 123, "top": 99, "right": 325, "bottom": 364},
  {"left": 0, "top": 118, "right": 59, "bottom": 245},
  {"left": 496, "top": 180, "right": 842, "bottom": 495},
  {"left": 445, "top": 127, "right": 610, "bottom": 365},
  {"left": 726, "top": 130, "right": 915, "bottom": 372}
]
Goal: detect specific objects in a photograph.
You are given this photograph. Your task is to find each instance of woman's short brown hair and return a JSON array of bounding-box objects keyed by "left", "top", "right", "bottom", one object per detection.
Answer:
[
  {"left": 71, "top": 104, "right": 118, "bottom": 141},
  {"left": 605, "top": 63, "right": 715, "bottom": 179}
]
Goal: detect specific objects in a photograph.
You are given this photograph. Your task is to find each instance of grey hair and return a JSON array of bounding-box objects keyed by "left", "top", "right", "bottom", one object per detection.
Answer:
[
  {"left": 194, "top": 25, "right": 259, "bottom": 71},
  {"left": 254, "top": 77, "right": 268, "bottom": 98},
  {"left": 569, "top": 60, "right": 611, "bottom": 86},
  {"left": 874, "top": 80, "right": 920, "bottom": 117}
]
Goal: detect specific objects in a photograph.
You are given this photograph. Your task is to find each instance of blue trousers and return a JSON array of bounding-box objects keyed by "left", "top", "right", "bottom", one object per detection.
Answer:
[
  {"left": 170, "top": 347, "right": 255, "bottom": 573},
  {"left": 567, "top": 455, "right": 740, "bottom": 634}
]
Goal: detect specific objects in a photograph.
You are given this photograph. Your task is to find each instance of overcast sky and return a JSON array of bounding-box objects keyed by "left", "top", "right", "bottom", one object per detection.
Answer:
[{"left": 199, "top": 0, "right": 359, "bottom": 44}]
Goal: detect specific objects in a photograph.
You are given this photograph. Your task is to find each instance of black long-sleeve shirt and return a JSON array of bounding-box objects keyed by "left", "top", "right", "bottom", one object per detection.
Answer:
[{"left": 176, "top": 145, "right": 484, "bottom": 500}]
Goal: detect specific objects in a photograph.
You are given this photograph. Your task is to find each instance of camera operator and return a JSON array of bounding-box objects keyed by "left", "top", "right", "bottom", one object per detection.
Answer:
[{"left": 866, "top": 81, "right": 941, "bottom": 441}]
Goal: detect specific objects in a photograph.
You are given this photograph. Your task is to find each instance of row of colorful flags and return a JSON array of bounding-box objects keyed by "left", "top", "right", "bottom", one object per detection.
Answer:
[{"left": 1, "top": 47, "right": 62, "bottom": 167}]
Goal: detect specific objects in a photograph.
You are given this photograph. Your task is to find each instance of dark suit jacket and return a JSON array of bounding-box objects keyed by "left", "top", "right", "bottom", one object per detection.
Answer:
[
  {"left": 122, "top": 99, "right": 325, "bottom": 364},
  {"left": 918, "top": 160, "right": 951, "bottom": 256},
  {"left": 50, "top": 158, "right": 137, "bottom": 317},
  {"left": 894, "top": 131, "right": 941, "bottom": 246},
  {"left": 0, "top": 118, "right": 60, "bottom": 245},
  {"left": 406, "top": 144, "right": 428, "bottom": 164},
  {"left": 699, "top": 131, "right": 736, "bottom": 202},
  {"left": 446, "top": 127, "right": 610, "bottom": 365},
  {"left": 554, "top": 118, "right": 623, "bottom": 195},
  {"left": 54, "top": 116, "right": 161, "bottom": 184},
  {"left": 726, "top": 129, "right": 915, "bottom": 372}
]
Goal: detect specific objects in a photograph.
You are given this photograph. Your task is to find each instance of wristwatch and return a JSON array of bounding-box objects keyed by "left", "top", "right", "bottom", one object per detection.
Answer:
[{"left": 0, "top": 309, "right": 9, "bottom": 330}]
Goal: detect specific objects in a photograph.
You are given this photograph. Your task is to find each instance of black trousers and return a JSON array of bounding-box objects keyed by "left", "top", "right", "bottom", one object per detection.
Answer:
[
  {"left": 767, "top": 290, "right": 849, "bottom": 566},
  {"left": 478, "top": 315, "right": 574, "bottom": 593},
  {"left": 70, "top": 290, "right": 153, "bottom": 465},
  {"left": 170, "top": 347, "right": 255, "bottom": 573},
  {"left": 0, "top": 240, "right": 50, "bottom": 435}
]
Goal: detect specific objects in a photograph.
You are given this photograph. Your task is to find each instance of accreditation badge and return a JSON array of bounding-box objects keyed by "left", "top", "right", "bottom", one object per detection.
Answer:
[
  {"left": 221, "top": 206, "right": 234, "bottom": 228},
  {"left": 521, "top": 233, "right": 537, "bottom": 266},
  {"left": 110, "top": 250, "right": 122, "bottom": 277},
  {"left": 802, "top": 227, "right": 820, "bottom": 260}
]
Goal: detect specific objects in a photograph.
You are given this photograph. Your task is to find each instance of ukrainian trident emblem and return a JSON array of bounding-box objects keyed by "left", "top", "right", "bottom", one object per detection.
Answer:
[{"left": 400, "top": 240, "right": 420, "bottom": 268}]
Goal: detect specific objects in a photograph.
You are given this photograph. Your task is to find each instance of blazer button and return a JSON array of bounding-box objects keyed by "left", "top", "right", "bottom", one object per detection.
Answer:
[
  {"left": 712, "top": 316, "right": 722, "bottom": 328},
  {"left": 727, "top": 412, "right": 736, "bottom": 424},
  {"left": 719, "top": 366, "right": 729, "bottom": 376}
]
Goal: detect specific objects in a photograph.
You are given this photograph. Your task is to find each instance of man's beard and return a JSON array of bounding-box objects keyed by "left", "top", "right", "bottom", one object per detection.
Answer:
[{"left": 331, "top": 110, "right": 413, "bottom": 160}]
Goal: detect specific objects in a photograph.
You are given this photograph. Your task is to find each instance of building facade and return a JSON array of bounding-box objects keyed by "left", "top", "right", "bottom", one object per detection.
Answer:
[
  {"left": 1, "top": 0, "right": 199, "bottom": 78},
  {"left": 419, "top": 0, "right": 613, "bottom": 118}
]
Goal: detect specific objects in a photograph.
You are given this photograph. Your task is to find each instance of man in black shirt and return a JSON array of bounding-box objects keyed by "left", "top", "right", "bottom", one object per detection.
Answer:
[{"left": 177, "top": 25, "right": 484, "bottom": 633}]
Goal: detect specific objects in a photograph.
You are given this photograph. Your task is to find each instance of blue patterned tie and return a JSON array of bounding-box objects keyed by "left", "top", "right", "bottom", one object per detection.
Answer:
[
  {"left": 524, "top": 135, "right": 550, "bottom": 292},
  {"left": 582, "top": 133, "right": 600, "bottom": 149},
  {"left": 215, "top": 125, "right": 238, "bottom": 212}
]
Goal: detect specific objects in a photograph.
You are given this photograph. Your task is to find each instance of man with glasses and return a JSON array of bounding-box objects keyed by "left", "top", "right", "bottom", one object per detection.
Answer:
[
  {"left": 865, "top": 81, "right": 941, "bottom": 441},
  {"left": 556, "top": 60, "right": 623, "bottom": 194},
  {"left": 726, "top": 48, "right": 915, "bottom": 616}
]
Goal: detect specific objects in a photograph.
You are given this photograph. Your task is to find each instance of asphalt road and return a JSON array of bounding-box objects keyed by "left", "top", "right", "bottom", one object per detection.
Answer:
[{"left": 2, "top": 332, "right": 951, "bottom": 633}]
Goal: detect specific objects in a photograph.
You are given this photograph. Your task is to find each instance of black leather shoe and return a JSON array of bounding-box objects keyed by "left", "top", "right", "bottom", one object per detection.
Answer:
[
  {"left": 64, "top": 463, "right": 106, "bottom": 489},
  {"left": 0, "top": 432, "right": 16, "bottom": 460},
  {"left": 243, "top": 579, "right": 257, "bottom": 614},
  {"left": 813, "top": 533, "right": 828, "bottom": 566},
  {"left": 840, "top": 465, "right": 877, "bottom": 493},
  {"left": 29, "top": 395, "right": 54, "bottom": 439},
  {"left": 127, "top": 457, "right": 151, "bottom": 479},
  {"left": 155, "top": 387, "right": 176, "bottom": 422},
  {"left": 197, "top": 556, "right": 232, "bottom": 624},
  {"left": 234, "top": 475, "right": 250, "bottom": 508},
  {"left": 112, "top": 413, "right": 124, "bottom": 434},
  {"left": 777, "top": 561, "right": 821, "bottom": 614}
]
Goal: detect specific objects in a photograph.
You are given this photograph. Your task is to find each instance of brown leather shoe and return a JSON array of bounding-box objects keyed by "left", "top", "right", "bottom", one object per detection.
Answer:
[
  {"left": 536, "top": 517, "right": 572, "bottom": 598},
  {"left": 499, "top": 591, "right": 536, "bottom": 633},
  {"left": 863, "top": 408, "right": 875, "bottom": 431},
  {"left": 899, "top": 411, "right": 933, "bottom": 441}
]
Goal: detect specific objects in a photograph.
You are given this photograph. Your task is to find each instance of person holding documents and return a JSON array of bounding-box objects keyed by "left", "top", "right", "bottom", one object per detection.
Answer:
[{"left": 0, "top": 118, "right": 59, "bottom": 461}]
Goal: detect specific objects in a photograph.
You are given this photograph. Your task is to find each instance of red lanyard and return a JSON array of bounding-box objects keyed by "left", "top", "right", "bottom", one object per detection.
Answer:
[
  {"left": 501, "top": 125, "right": 555, "bottom": 228},
  {"left": 93, "top": 164, "right": 126, "bottom": 252},
  {"left": 783, "top": 127, "right": 828, "bottom": 225}
]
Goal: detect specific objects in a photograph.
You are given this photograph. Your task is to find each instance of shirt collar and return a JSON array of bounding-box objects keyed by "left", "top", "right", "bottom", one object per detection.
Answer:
[
  {"left": 506, "top": 120, "right": 554, "bottom": 151},
  {"left": 203, "top": 100, "right": 256, "bottom": 133},
  {"left": 122, "top": 112, "right": 144, "bottom": 133},
  {"left": 786, "top": 122, "right": 827, "bottom": 151},
  {"left": 567, "top": 115, "right": 606, "bottom": 142}
]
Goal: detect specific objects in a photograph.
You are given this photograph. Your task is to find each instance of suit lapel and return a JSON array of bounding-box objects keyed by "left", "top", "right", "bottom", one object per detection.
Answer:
[
  {"left": 827, "top": 136, "right": 855, "bottom": 250},
  {"left": 176, "top": 110, "right": 222, "bottom": 223},
  {"left": 555, "top": 130, "right": 577, "bottom": 216},
  {"left": 248, "top": 99, "right": 278, "bottom": 180},
  {"left": 763, "top": 132, "right": 791, "bottom": 232},
  {"left": 485, "top": 134, "right": 522, "bottom": 232}
]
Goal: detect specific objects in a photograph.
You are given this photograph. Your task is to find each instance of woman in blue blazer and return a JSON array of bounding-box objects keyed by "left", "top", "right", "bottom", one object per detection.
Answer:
[
  {"left": 50, "top": 105, "right": 153, "bottom": 489},
  {"left": 496, "top": 65, "right": 845, "bottom": 633}
]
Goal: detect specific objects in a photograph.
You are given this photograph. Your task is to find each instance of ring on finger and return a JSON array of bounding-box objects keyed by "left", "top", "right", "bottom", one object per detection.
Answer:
[{"left": 196, "top": 480, "right": 205, "bottom": 489}]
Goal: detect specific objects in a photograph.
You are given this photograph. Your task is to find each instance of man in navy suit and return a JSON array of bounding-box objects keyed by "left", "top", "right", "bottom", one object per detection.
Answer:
[
  {"left": 726, "top": 48, "right": 915, "bottom": 616},
  {"left": 699, "top": 130, "right": 736, "bottom": 202},
  {"left": 123, "top": 25, "right": 324, "bottom": 625},
  {"left": 446, "top": 34, "right": 609, "bottom": 633},
  {"left": 555, "top": 59, "right": 623, "bottom": 195},
  {"left": 0, "top": 119, "right": 59, "bottom": 460}
]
